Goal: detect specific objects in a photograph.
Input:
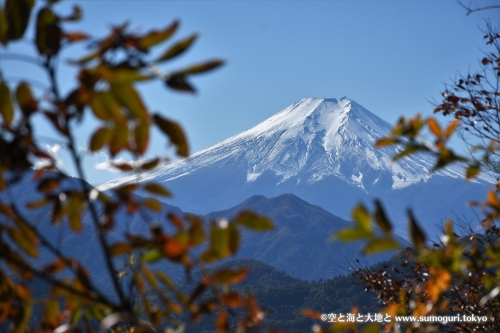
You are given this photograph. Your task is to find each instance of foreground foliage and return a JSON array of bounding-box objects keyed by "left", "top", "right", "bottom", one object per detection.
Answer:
[
  {"left": 309, "top": 22, "right": 500, "bottom": 333},
  {"left": 0, "top": 1, "right": 274, "bottom": 332}
]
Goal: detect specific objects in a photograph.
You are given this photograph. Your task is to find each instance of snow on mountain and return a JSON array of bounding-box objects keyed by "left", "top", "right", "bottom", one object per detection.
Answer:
[{"left": 99, "top": 97, "right": 494, "bottom": 237}]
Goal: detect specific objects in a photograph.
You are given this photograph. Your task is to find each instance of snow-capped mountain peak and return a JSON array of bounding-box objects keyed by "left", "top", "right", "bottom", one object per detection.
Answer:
[
  {"left": 99, "top": 97, "right": 492, "bottom": 194},
  {"left": 98, "top": 96, "right": 494, "bottom": 236}
]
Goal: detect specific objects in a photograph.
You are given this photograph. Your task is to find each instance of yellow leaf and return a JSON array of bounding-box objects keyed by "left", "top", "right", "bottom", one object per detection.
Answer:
[
  {"left": 143, "top": 197, "right": 162, "bottom": 212},
  {"left": 89, "top": 91, "right": 122, "bottom": 121},
  {"left": 141, "top": 265, "right": 158, "bottom": 289},
  {"left": 466, "top": 165, "right": 480, "bottom": 180},
  {"left": 7, "top": 227, "right": 38, "bottom": 258},
  {"left": 363, "top": 238, "right": 400, "bottom": 255},
  {"left": 43, "top": 299, "right": 59, "bottom": 325},
  {"left": 234, "top": 211, "right": 273, "bottom": 231},
  {"left": 143, "top": 183, "right": 171, "bottom": 197},
  {"left": 110, "top": 84, "right": 147, "bottom": 120},
  {"left": 351, "top": 204, "right": 371, "bottom": 232},
  {"left": 109, "top": 122, "right": 129, "bottom": 156}
]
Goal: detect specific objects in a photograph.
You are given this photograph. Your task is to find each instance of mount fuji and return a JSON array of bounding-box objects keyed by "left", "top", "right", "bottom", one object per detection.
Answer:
[{"left": 99, "top": 97, "right": 494, "bottom": 237}]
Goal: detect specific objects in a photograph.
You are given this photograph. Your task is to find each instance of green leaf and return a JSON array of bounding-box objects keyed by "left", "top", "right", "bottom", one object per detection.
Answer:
[
  {"left": 43, "top": 299, "right": 59, "bottom": 325},
  {"left": 89, "top": 91, "right": 123, "bottom": 121},
  {"left": 374, "top": 200, "right": 392, "bottom": 235},
  {"left": 140, "top": 158, "right": 160, "bottom": 170},
  {"left": 26, "top": 199, "right": 50, "bottom": 209},
  {"left": 466, "top": 164, "right": 480, "bottom": 180},
  {"left": 156, "top": 33, "right": 198, "bottom": 62},
  {"left": 0, "top": 9, "right": 8, "bottom": 45},
  {"left": 143, "top": 197, "right": 162, "bottom": 212},
  {"left": 134, "top": 120, "right": 149, "bottom": 155},
  {"left": 210, "top": 224, "right": 229, "bottom": 258},
  {"left": 142, "top": 249, "right": 162, "bottom": 263},
  {"left": 189, "top": 221, "right": 205, "bottom": 246},
  {"left": 37, "top": 177, "right": 59, "bottom": 194},
  {"left": 110, "top": 84, "right": 148, "bottom": 120},
  {"left": 234, "top": 211, "right": 273, "bottom": 231},
  {"left": 0, "top": 82, "right": 14, "bottom": 126},
  {"left": 143, "top": 183, "right": 172, "bottom": 197},
  {"left": 35, "top": 7, "right": 61, "bottom": 55},
  {"left": 13, "top": 300, "right": 32, "bottom": 333},
  {"left": 113, "top": 183, "right": 137, "bottom": 196},
  {"left": 165, "top": 75, "right": 196, "bottom": 93},
  {"left": 330, "top": 227, "right": 373, "bottom": 242},
  {"left": 228, "top": 223, "right": 240, "bottom": 255},
  {"left": 98, "top": 66, "right": 151, "bottom": 84},
  {"left": 176, "top": 59, "right": 225, "bottom": 76},
  {"left": 408, "top": 209, "right": 426, "bottom": 248},
  {"left": 153, "top": 114, "right": 189, "bottom": 156},
  {"left": 69, "top": 308, "right": 83, "bottom": 327},
  {"left": 5, "top": 0, "right": 34, "bottom": 41},
  {"left": 15, "top": 82, "right": 37, "bottom": 115},
  {"left": 351, "top": 204, "right": 371, "bottom": 232},
  {"left": 361, "top": 323, "right": 382, "bottom": 333},
  {"left": 137, "top": 20, "right": 179, "bottom": 50},
  {"left": 156, "top": 271, "right": 174, "bottom": 289},
  {"left": 7, "top": 227, "right": 38, "bottom": 258},
  {"left": 68, "top": 194, "right": 83, "bottom": 233},
  {"left": 89, "top": 127, "right": 112, "bottom": 152},
  {"left": 363, "top": 238, "right": 400, "bottom": 255}
]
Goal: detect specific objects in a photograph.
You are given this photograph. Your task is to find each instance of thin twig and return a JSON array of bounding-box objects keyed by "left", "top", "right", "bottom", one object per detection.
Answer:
[
  {"left": 43, "top": 55, "right": 131, "bottom": 311},
  {"left": 457, "top": 1, "right": 500, "bottom": 15}
]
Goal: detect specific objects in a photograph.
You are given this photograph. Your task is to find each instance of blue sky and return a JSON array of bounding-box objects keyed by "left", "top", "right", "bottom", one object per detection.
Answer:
[{"left": 2, "top": 0, "right": 499, "bottom": 186}]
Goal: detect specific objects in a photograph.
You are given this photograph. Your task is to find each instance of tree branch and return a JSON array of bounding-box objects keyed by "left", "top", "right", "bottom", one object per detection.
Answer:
[
  {"left": 44, "top": 57, "right": 131, "bottom": 312},
  {"left": 457, "top": 1, "right": 500, "bottom": 15}
]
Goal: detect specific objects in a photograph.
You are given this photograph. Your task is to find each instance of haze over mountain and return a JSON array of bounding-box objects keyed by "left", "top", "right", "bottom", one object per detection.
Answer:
[{"left": 99, "top": 97, "right": 494, "bottom": 237}]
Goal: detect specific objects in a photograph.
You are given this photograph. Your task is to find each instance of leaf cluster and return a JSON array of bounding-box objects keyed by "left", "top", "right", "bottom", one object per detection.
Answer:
[{"left": 0, "top": 1, "right": 276, "bottom": 332}]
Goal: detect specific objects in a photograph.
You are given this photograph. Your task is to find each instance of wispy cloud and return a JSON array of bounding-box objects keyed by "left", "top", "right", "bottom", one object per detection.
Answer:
[
  {"left": 33, "top": 144, "right": 64, "bottom": 169},
  {"left": 94, "top": 155, "right": 147, "bottom": 173}
]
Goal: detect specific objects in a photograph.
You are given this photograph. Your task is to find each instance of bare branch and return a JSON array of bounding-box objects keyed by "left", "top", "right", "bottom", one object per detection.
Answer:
[{"left": 457, "top": 1, "right": 500, "bottom": 15}]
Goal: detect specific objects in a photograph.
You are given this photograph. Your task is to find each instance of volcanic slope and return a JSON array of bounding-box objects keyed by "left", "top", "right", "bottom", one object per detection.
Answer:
[{"left": 99, "top": 97, "right": 494, "bottom": 237}]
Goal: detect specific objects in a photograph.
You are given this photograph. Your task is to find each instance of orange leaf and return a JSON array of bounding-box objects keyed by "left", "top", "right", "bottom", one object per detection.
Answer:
[
  {"left": 427, "top": 118, "right": 442, "bottom": 137},
  {"left": 63, "top": 31, "right": 89, "bottom": 42},
  {"left": 211, "top": 268, "right": 248, "bottom": 285},
  {"left": 444, "top": 119, "right": 460, "bottom": 139},
  {"left": 487, "top": 190, "right": 500, "bottom": 207}
]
